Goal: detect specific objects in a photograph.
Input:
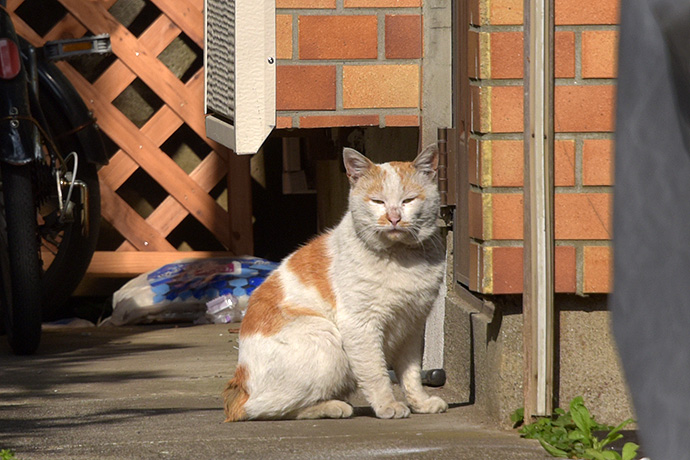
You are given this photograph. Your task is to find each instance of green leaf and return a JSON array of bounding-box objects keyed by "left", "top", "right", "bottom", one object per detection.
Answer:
[
  {"left": 511, "top": 408, "right": 525, "bottom": 427},
  {"left": 570, "top": 402, "right": 593, "bottom": 439},
  {"left": 538, "top": 439, "right": 570, "bottom": 458},
  {"left": 605, "top": 418, "right": 635, "bottom": 440},
  {"left": 567, "top": 430, "right": 587, "bottom": 442},
  {"left": 584, "top": 448, "right": 621, "bottom": 460},
  {"left": 602, "top": 450, "right": 621, "bottom": 460},
  {"left": 600, "top": 417, "right": 634, "bottom": 448},
  {"left": 621, "top": 442, "right": 639, "bottom": 460},
  {"left": 599, "top": 433, "right": 623, "bottom": 449}
]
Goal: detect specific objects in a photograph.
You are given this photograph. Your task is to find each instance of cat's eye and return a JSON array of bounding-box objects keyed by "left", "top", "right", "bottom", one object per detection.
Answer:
[
  {"left": 370, "top": 198, "right": 385, "bottom": 205},
  {"left": 402, "top": 197, "right": 417, "bottom": 204}
]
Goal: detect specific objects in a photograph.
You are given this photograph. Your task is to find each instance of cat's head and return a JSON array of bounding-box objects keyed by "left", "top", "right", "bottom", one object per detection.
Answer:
[{"left": 343, "top": 145, "right": 440, "bottom": 249}]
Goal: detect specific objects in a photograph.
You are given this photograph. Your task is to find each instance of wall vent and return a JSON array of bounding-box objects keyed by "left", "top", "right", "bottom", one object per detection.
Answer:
[{"left": 204, "top": 0, "right": 275, "bottom": 154}]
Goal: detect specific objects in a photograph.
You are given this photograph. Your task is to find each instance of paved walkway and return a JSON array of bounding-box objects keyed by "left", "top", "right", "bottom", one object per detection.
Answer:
[{"left": 0, "top": 323, "right": 549, "bottom": 459}]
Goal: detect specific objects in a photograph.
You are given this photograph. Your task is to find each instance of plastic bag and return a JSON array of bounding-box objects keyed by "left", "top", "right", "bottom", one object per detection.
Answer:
[
  {"left": 104, "top": 257, "right": 278, "bottom": 326},
  {"left": 205, "top": 294, "right": 244, "bottom": 323}
]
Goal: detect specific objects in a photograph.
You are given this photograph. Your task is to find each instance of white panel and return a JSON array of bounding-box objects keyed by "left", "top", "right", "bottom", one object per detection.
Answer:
[{"left": 204, "top": 0, "right": 276, "bottom": 155}]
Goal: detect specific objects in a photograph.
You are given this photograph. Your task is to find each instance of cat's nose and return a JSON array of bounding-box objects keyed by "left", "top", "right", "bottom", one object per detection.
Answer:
[{"left": 387, "top": 212, "right": 401, "bottom": 226}]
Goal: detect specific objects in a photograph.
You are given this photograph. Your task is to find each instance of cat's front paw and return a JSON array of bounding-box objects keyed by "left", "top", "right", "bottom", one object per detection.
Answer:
[
  {"left": 410, "top": 396, "right": 448, "bottom": 414},
  {"left": 374, "top": 401, "right": 411, "bottom": 419}
]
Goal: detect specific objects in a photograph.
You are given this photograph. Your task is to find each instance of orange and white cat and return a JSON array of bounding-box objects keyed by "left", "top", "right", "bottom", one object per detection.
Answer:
[{"left": 223, "top": 145, "right": 447, "bottom": 421}]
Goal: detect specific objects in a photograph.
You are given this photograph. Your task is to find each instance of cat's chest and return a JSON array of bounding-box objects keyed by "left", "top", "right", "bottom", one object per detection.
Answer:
[{"left": 333, "top": 246, "right": 444, "bottom": 309}]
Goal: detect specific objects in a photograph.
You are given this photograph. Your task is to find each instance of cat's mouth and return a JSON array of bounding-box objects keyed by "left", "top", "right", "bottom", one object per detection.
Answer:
[{"left": 383, "top": 227, "right": 408, "bottom": 239}]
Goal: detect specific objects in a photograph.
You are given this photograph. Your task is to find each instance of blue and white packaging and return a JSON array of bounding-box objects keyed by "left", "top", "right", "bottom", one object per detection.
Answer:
[{"left": 106, "top": 257, "right": 278, "bottom": 326}]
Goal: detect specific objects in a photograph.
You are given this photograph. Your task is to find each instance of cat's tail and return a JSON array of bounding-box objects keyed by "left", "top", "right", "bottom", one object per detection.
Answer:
[{"left": 223, "top": 364, "right": 250, "bottom": 422}]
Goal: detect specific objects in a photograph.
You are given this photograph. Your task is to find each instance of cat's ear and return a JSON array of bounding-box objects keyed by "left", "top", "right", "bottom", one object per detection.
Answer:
[
  {"left": 413, "top": 143, "right": 439, "bottom": 177},
  {"left": 343, "top": 148, "right": 374, "bottom": 184}
]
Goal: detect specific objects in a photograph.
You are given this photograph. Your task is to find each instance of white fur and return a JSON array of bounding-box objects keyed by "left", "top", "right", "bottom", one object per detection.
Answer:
[{"left": 234, "top": 145, "right": 447, "bottom": 420}]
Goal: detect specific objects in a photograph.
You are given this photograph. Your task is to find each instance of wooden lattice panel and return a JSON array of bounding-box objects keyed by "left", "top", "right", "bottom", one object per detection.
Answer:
[{"left": 7, "top": 0, "right": 253, "bottom": 276}]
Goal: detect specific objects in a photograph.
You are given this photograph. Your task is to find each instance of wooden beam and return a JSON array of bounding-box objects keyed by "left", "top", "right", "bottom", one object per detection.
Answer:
[
  {"left": 84, "top": 251, "right": 237, "bottom": 277},
  {"left": 523, "top": 0, "right": 556, "bottom": 420}
]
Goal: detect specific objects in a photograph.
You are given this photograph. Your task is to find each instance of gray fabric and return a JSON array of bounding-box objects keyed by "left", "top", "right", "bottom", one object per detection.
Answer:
[{"left": 612, "top": 0, "right": 690, "bottom": 458}]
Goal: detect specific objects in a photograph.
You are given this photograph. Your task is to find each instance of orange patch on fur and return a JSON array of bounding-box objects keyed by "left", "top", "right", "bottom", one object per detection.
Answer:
[
  {"left": 239, "top": 275, "right": 286, "bottom": 337},
  {"left": 283, "top": 305, "right": 326, "bottom": 319},
  {"left": 389, "top": 161, "right": 416, "bottom": 176},
  {"left": 240, "top": 272, "right": 329, "bottom": 338},
  {"left": 223, "top": 364, "right": 250, "bottom": 422},
  {"left": 287, "top": 234, "right": 337, "bottom": 309},
  {"left": 390, "top": 161, "right": 426, "bottom": 198},
  {"left": 357, "top": 164, "right": 386, "bottom": 198}
]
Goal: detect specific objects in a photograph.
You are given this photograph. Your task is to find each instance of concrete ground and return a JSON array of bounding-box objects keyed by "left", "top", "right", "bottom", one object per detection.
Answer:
[{"left": 0, "top": 323, "right": 549, "bottom": 460}]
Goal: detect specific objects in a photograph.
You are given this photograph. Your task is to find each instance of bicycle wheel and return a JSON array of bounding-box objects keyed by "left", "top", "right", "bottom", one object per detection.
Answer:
[
  {"left": 39, "top": 161, "right": 100, "bottom": 320},
  {"left": 1, "top": 163, "right": 42, "bottom": 355},
  {"left": 36, "top": 63, "right": 103, "bottom": 321}
]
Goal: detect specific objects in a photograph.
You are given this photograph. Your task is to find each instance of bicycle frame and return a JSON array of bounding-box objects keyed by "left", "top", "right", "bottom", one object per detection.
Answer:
[{"left": 0, "top": 3, "right": 41, "bottom": 165}]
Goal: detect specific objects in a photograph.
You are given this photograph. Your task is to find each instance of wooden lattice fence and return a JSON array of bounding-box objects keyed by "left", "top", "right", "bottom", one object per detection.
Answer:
[{"left": 7, "top": 0, "right": 253, "bottom": 277}]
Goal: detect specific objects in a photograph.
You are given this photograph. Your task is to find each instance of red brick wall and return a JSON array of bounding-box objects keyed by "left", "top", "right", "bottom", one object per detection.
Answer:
[
  {"left": 467, "top": 0, "right": 618, "bottom": 295},
  {"left": 275, "top": 0, "right": 423, "bottom": 129}
]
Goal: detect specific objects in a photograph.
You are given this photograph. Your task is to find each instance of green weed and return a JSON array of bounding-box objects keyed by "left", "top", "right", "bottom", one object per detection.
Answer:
[
  {"left": 0, "top": 450, "right": 18, "bottom": 460},
  {"left": 511, "top": 396, "right": 639, "bottom": 460}
]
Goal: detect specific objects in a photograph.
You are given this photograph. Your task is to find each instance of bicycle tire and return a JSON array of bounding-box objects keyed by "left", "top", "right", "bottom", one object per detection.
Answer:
[{"left": 1, "top": 163, "right": 42, "bottom": 355}]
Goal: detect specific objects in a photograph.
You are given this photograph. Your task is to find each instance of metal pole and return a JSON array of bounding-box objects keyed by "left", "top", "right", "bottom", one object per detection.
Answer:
[{"left": 523, "top": 0, "right": 555, "bottom": 420}]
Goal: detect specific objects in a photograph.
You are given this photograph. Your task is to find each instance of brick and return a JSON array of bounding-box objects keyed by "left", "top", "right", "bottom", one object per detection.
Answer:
[
  {"left": 583, "top": 139, "right": 614, "bottom": 186},
  {"left": 276, "top": 15, "right": 293, "bottom": 60},
  {"left": 555, "top": 245, "right": 577, "bottom": 292},
  {"left": 344, "top": 0, "right": 421, "bottom": 7},
  {"left": 276, "top": 116, "right": 293, "bottom": 129},
  {"left": 484, "top": 31, "right": 574, "bottom": 79},
  {"left": 384, "top": 115, "right": 419, "bottom": 126},
  {"left": 490, "top": 32, "right": 523, "bottom": 79},
  {"left": 491, "top": 86, "right": 524, "bottom": 133},
  {"left": 343, "top": 65, "right": 420, "bottom": 108},
  {"left": 487, "top": 192, "right": 612, "bottom": 242},
  {"left": 299, "top": 115, "right": 379, "bottom": 128},
  {"left": 277, "top": 0, "right": 335, "bottom": 8},
  {"left": 487, "top": 139, "right": 574, "bottom": 187},
  {"left": 299, "top": 16, "right": 377, "bottom": 60},
  {"left": 584, "top": 246, "right": 612, "bottom": 293},
  {"left": 554, "top": 193, "right": 611, "bottom": 240},
  {"left": 491, "top": 247, "right": 523, "bottom": 293},
  {"left": 491, "top": 140, "right": 523, "bottom": 187},
  {"left": 490, "top": 0, "right": 523, "bottom": 25},
  {"left": 554, "top": 85, "right": 615, "bottom": 132},
  {"left": 276, "top": 65, "right": 336, "bottom": 110},
  {"left": 385, "top": 15, "right": 422, "bottom": 59},
  {"left": 491, "top": 193, "right": 523, "bottom": 240},
  {"left": 489, "top": 245, "right": 577, "bottom": 294},
  {"left": 554, "top": 140, "right": 576, "bottom": 186},
  {"left": 555, "top": 0, "right": 619, "bottom": 25},
  {"left": 582, "top": 30, "right": 619, "bottom": 79},
  {"left": 555, "top": 31, "right": 576, "bottom": 78}
]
